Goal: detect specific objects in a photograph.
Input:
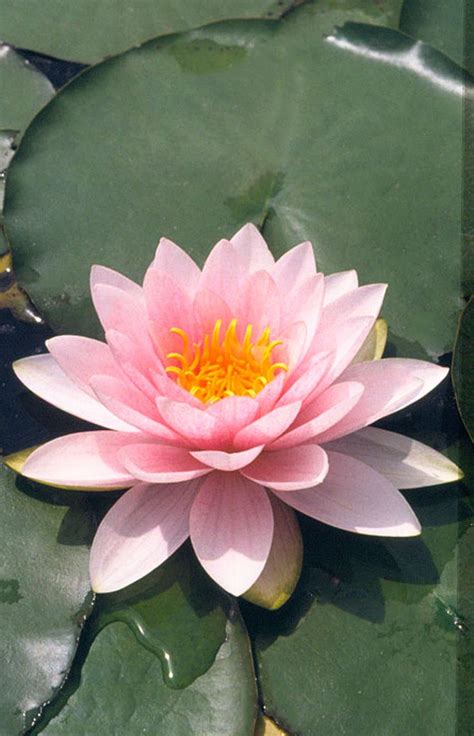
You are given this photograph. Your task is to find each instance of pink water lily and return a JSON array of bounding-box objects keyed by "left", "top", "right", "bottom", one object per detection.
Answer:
[{"left": 13, "top": 224, "right": 461, "bottom": 598}]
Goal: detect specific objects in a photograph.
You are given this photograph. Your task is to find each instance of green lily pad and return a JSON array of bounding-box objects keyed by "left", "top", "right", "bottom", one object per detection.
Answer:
[
  {"left": 452, "top": 297, "right": 474, "bottom": 441},
  {"left": 88, "top": 544, "right": 229, "bottom": 690},
  {"left": 0, "top": 0, "right": 295, "bottom": 65},
  {"left": 0, "top": 465, "right": 94, "bottom": 735},
  {"left": 245, "top": 396, "right": 474, "bottom": 735},
  {"left": 5, "top": 5, "right": 467, "bottom": 358},
  {"left": 39, "top": 609, "right": 257, "bottom": 736},
  {"left": 0, "top": 44, "right": 54, "bottom": 134},
  {"left": 399, "top": 0, "right": 468, "bottom": 74}
]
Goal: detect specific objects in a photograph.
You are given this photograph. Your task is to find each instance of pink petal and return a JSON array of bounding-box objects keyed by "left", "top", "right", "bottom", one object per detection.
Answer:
[
  {"left": 156, "top": 397, "right": 218, "bottom": 447},
  {"left": 199, "top": 239, "right": 240, "bottom": 311},
  {"left": 193, "top": 288, "right": 233, "bottom": 336},
  {"left": 90, "top": 480, "right": 199, "bottom": 592},
  {"left": 152, "top": 371, "right": 203, "bottom": 407},
  {"left": 326, "top": 426, "right": 463, "bottom": 489},
  {"left": 234, "top": 401, "right": 302, "bottom": 451},
  {"left": 190, "top": 445, "right": 264, "bottom": 471},
  {"left": 272, "top": 241, "right": 316, "bottom": 292},
  {"left": 153, "top": 237, "right": 201, "bottom": 296},
  {"left": 280, "top": 274, "right": 325, "bottom": 351},
  {"left": 270, "top": 381, "right": 364, "bottom": 450},
  {"left": 90, "top": 264, "right": 143, "bottom": 298},
  {"left": 275, "top": 451, "right": 421, "bottom": 536},
  {"left": 307, "top": 283, "right": 387, "bottom": 391},
  {"left": 255, "top": 371, "right": 286, "bottom": 414},
  {"left": 92, "top": 284, "right": 157, "bottom": 368},
  {"left": 236, "top": 270, "right": 281, "bottom": 335},
  {"left": 323, "top": 270, "right": 358, "bottom": 306},
  {"left": 230, "top": 223, "right": 275, "bottom": 274},
  {"left": 306, "top": 316, "right": 374, "bottom": 395},
  {"left": 274, "top": 321, "right": 307, "bottom": 370},
  {"left": 278, "top": 351, "right": 332, "bottom": 407},
  {"left": 119, "top": 444, "right": 211, "bottom": 482},
  {"left": 316, "top": 359, "right": 449, "bottom": 444},
  {"left": 90, "top": 375, "right": 182, "bottom": 442},
  {"left": 46, "top": 335, "right": 122, "bottom": 394},
  {"left": 242, "top": 445, "right": 329, "bottom": 491},
  {"left": 22, "top": 431, "right": 145, "bottom": 488},
  {"left": 143, "top": 267, "right": 195, "bottom": 359},
  {"left": 207, "top": 396, "right": 259, "bottom": 444},
  {"left": 106, "top": 329, "right": 158, "bottom": 400},
  {"left": 319, "top": 283, "right": 387, "bottom": 332},
  {"left": 13, "top": 354, "right": 136, "bottom": 432},
  {"left": 189, "top": 472, "right": 274, "bottom": 595}
]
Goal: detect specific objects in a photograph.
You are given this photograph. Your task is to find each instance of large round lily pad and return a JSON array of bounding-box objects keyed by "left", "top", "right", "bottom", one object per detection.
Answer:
[
  {"left": 5, "top": 4, "right": 467, "bottom": 358},
  {"left": 0, "top": 466, "right": 94, "bottom": 735}
]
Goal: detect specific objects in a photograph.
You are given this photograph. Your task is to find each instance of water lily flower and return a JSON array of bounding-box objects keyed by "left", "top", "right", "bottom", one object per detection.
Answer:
[{"left": 13, "top": 224, "right": 462, "bottom": 601}]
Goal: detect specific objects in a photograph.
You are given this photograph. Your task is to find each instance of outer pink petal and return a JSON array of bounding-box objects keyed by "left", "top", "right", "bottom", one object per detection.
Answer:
[
  {"left": 270, "top": 381, "right": 364, "bottom": 450},
  {"left": 316, "top": 359, "right": 449, "bottom": 444},
  {"left": 90, "top": 375, "right": 182, "bottom": 442},
  {"left": 242, "top": 445, "right": 329, "bottom": 491},
  {"left": 190, "top": 445, "right": 264, "bottom": 471},
  {"left": 272, "top": 241, "right": 316, "bottom": 292},
  {"left": 275, "top": 451, "right": 421, "bottom": 536},
  {"left": 230, "top": 223, "right": 275, "bottom": 274},
  {"left": 46, "top": 335, "right": 122, "bottom": 394},
  {"left": 153, "top": 237, "right": 201, "bottom": 296},
  {"left": 236, "top": 270, "right": 280, "bottom": 336},
  {"left": 119, "top": 444, "right": 211, "bottom": 482},
  {"left": 90, "top": 264, "right": 143, "bottom": 298},
  {"left": 22, "top": 431, "right": 145, "bottom": 488},
  {"left": 319, "top": 283, "right": 387, "bottom": 333},
  {"left": 90, "top": 480, "right": 199, "bottom": 592},
  {"left": 143, "top": 268, "right": 195, "bottom": 359},
  {"left": 156, "top": 397, "right": 218, "bottom": 447},
  {"left": 325, "top": 427, "right": 463, "bottom": 489},
  {"left": 189, "top": 472, "right": 274, "bottom": 595},
  {"left": 234, "top": 401, "right": 302, "bottom": 451},
  {"left": 13, "top": 354, "right": 136, "bottom": 432},
  {"left": 323, "top": 270, "right": 358, "bottom": 306}
]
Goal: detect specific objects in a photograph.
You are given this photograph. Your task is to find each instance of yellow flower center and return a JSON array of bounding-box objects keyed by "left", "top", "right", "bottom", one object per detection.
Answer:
[{"left": 165, "top": 318, "right": 288, "bottom": 404}]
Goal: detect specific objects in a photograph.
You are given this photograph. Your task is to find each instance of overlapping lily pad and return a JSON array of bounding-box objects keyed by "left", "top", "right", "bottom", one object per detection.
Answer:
[
  {"left": 0, "top": 0, "right": 295, "bottom": 65},
  {"left": 0, "top": 44, "right": 54, "bottom": 134},
  {"left": 399, "top": 0, "right": 467, "bottom": 74},
  {"left": 452, "top": 297, "right": 474, "bottom": 441},
  {"left": 0, "top": 465, "right": 94, "bottom": 735},
  {"left": 5, "top": 3, "right": 467, "bottom": 358},
  {"left": 39, "top": 610, "right": 257, "bottom": 736}
]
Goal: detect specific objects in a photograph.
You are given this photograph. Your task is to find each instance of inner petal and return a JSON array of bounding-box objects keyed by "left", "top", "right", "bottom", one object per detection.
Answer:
[{"left": 165, "top": 318, "right": 288, "bottom": 404}]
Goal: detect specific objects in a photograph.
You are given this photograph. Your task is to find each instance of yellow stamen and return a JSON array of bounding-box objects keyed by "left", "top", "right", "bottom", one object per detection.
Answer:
[{"left": 165, "top": 318, "right": 288, "bottom": 404}]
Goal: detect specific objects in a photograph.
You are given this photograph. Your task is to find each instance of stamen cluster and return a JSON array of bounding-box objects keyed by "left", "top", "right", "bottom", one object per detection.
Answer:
[{"left": 165, "top": 318, "right": 288, "bottom": 403}]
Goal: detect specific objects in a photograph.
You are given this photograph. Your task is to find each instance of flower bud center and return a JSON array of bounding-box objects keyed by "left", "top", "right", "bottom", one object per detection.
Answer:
[{"left": 165, "top": 318, "right": 288, "bottom": 404}]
